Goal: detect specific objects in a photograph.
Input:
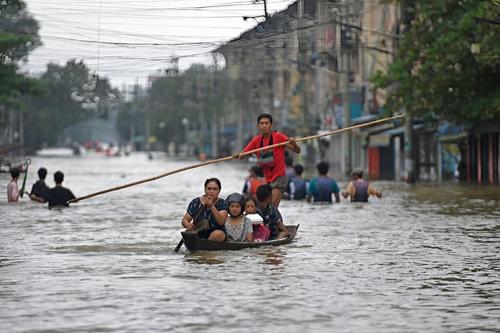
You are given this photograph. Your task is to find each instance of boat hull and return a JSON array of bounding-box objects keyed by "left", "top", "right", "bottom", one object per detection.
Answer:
[{"left": 180, "top": 225, "right": 299, "bottom": 252}]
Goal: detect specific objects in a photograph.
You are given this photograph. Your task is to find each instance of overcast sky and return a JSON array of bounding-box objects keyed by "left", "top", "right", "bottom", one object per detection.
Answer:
[{"left": 21, "top": 0, "right": 295, "bottom": 88}]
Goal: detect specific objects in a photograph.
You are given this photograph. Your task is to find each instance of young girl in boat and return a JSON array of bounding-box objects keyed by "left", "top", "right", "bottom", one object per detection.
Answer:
[
  {"left": 244, "top": 196, "right": 258, "bottom": 215},
  {"left": 225, "top": 193, "right": 253, "bottom": 242},
  {"left": 244, "top": 196, "right": 268, "bottom": 242}
]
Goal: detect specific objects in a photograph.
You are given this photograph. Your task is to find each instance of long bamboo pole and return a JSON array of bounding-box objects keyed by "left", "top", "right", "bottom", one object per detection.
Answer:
[{"left": 68, "top": 114, "right": 404, "bottom": 204}]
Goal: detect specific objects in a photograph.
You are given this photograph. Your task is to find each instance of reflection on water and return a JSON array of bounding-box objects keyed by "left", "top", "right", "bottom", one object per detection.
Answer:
[
  {"left": 185, "top": 251, "right": 225, "bottom": 265},
  {"left": 256, "top": 248, "right": 286, "bottom": 267},
  {"left": 1, "top": 154, "right": 499, "bottom": 333}
]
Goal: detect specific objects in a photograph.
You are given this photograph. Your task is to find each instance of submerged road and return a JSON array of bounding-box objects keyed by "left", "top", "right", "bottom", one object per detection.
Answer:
[{"left": 1, "top": 153, "right": 499, "bottom": 332}]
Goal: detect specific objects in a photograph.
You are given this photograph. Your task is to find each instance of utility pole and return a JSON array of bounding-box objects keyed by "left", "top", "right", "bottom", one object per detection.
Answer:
[
  {"left": 131, "top": 82, "right": 138, "bottom": 151},
  {"left": 262, "top": 0, "right": 269, "bottom": 19},
  {"left": 211, "top": 54, "right": 219, "bottom": 158},
  {"left": 341, "top": 2, "right": 352, "bottom": 176},
  {"left": 400, "top": 0, "right": 416, "bottom": 183},
  {"left": 145, "top": 81, "right": 151, "bottom": 157},
  {"left": 297, "top": 0, "right": 315, "bottom": 169},
  {"left": 244, "top": 0, "right": 269, "bottom": 21}
]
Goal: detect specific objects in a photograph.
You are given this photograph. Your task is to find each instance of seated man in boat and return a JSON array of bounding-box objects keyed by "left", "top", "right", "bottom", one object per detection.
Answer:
[
  {"left": 255, "top": 184, "right": 289, "bottom": 240},
  {"left": 224, "top": 193, "right": 253, "bottom": 242},
  {"left": 342, "top": 168, "right": 382, "bottom": 202},
  {"left": 29, "top": 167, "right": 50, "bottom": 203},
  {"left": 7, "top": 167, "right": 20, "bottom": 202},
  {"left": 47, "top": 171, "right": 76, "bottom": 208},
  {"left": 307, "top": 161, "right": 340, "bottom": 203},
  {"left": 181, "top": 178, "right": 227, "bottom": 242}
]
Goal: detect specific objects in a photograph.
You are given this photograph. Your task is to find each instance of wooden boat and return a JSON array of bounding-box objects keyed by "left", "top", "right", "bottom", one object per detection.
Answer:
[{"left": 180, "top": 225, "right": 299, "bottom": 252}]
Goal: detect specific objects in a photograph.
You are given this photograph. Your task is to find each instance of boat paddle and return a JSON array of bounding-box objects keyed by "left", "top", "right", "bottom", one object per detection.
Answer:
[
  {"left": 67, "top": 114, "right": 404, "bottom": 204},
  {"left": 19, "top": 158, "right": 31, "bottom": 197}
]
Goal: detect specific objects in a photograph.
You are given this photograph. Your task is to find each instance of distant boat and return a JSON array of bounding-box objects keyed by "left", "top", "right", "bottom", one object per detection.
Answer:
[{"left": 36, "top": 147, "right": 75, "bottom": 157}]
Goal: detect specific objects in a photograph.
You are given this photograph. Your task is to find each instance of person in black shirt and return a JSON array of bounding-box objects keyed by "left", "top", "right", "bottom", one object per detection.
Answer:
[
  {"left": 29, "top": 167, "right": 50, "bottom": 203},
  {"left": 47, "top": 171, "right": 75, "bottom": 209}
]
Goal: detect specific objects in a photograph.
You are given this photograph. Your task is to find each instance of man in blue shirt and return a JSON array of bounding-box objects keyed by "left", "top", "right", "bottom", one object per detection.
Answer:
[{"left": 307, "top": 161, "right": 340, "bottom": 203}]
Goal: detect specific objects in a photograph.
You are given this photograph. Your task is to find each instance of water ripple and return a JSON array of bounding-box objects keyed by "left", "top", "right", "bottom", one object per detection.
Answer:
[{"left": 1, "top": 155, "right": 499, "bottom": 332}]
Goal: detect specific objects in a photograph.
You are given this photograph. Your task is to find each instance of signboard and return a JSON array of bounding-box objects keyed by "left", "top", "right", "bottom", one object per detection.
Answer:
[{"left": 369, "top": 134, "right": 391, "bottom": 147}]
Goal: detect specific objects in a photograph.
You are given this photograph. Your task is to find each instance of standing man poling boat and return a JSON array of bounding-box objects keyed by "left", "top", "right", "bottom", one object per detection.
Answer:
[{"left": 234, "top": 113, "right": 301, "bottom": 208}]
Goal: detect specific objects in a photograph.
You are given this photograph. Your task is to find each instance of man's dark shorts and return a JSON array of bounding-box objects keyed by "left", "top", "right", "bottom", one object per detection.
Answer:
[{"left": 270, "top": 175, "right": 288, "bottom": 193}]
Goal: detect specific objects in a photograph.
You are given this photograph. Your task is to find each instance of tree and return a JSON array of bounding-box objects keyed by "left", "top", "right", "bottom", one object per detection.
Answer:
[
  {"left": 372, "top": 0, "right": 500, "bottom": 125},
  {"left": 24, "top": 59, "right": 120, "bottom": 150},
  {"left": 0, "top": 0, "right": 42, "bottom": 108},
  {"left": 145, "top": 64, "right": 230, "bottom": 154}
]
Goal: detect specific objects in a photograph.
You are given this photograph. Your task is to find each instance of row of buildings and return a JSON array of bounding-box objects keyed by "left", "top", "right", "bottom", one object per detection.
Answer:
[{"left": 211, "top": 0, "right": 499, "bottom": 184}]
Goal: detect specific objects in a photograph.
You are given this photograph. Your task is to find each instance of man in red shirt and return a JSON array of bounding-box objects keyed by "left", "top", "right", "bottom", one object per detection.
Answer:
[{"left": 235, "top": 113, "right": 301, "bottom": 208}]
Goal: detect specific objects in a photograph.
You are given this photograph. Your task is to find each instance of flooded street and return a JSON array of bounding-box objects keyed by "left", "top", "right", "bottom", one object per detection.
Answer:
[{"left": 1, "top": 153, "right": 499, "bottom": 333}]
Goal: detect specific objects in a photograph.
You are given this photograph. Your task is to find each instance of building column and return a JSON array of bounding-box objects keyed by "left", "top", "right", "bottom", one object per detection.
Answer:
[
  {"left": 437, "top": 140, "right": 442, "bottom": 182},
  {"left": 394, "top": 135, "right": 401, "bottom": 181}
]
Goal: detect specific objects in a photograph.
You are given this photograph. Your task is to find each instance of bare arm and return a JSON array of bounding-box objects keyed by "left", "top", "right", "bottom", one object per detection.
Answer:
[
  {"left": 200, "top": 195, "right": 228, "bottom": 226},
  {"left": 181, "top": 212, "right": 195, "bottom": 230},
  {"left": 276, "top": 220, "right": 290, "bottom": 237},
  {"left": 342, "top": 181, "right": 354, "bottom": 199},
  {"left": 29, "top": 194, "right": 46, "bottom": 203},
  {"left": 245, "top": 218, "right": 254, "bottom": 241},
  {"left": 209, "top": 204, "right": 228, "bottom": 226},
  {"left": 285, "top": 137, "right": 301, "bottom": 154},
  {"left": 334, "top": 192, "right": 340, "bottom": 203},
  {"left": 368, "top": 184, "right": 382, "bottom": 198}
]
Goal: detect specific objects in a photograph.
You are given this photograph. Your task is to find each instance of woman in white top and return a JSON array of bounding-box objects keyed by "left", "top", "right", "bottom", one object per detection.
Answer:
[{"left": 224, "top": 193, "right": 253, "bottom": 242}]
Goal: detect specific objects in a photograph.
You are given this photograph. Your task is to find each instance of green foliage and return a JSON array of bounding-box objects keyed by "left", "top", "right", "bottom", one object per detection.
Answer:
[
  {"left": 24, "top": 59, "right": 121, "bottom": 150},
  {"left": 119, "top": 64, "right": 231, "bottom": 149},
  {"left": 372, "top": 0, "right": 500, "bottom": 125},
  {"left": 0, "top": 0, "right": 23, "bottom": 11},
  {"left": 0, "top": 0, "right": 42, "bottom": 108}
]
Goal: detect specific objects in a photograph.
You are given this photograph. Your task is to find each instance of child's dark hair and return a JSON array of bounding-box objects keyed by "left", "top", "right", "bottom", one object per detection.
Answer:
[
  {"left": 54, "top": 171, "right": 64, "bottom": 183},
  {"left": 10, "top": 167, "right": 20, "bottom": 178},
  {"left": 204, "top": 177, "right": 222, "bottom": 190},
  {"left": 256, "top": 184, "right": 272, "bottom": 202},
  {"left": 316, "top": 161, "right": 329, "bottom": 175},
  {"left": 245, "top": 196, "right": 258, "bottom": 207},
  {"left": 293, "top": 164, "right": 304, "bottom": 175},
  {"left": 38, "top": 167, "right": 47, "bottom": 179},
  {"left": 250, "top": 165, "right": 263, "bottom": 177}
]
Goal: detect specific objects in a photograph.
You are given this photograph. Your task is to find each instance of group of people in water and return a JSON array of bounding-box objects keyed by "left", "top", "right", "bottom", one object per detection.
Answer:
[
  {"left": 181, "top": 112, "right": 383, "bottom": 244},
  {"left": 6, "top": 166, "right": 75, "bottom": 208},
  {"left": 6, "top": 112, "right": 380, "bottom": 242}
]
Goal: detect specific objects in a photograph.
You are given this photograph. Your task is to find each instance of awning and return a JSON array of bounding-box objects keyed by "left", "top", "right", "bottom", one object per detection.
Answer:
[
  {"left": 438, "top": 123, "right": 467, "bottom": 142},
  {"left": 368, "top": 124, "right": 424, "bottom": 147},
  {"left": 351, "top": 114, "right": 378, "bottom": 125}
]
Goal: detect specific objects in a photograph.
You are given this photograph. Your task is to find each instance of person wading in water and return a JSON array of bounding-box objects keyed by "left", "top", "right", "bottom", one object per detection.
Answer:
[{"left": 342, "top": 168, "right": 382, "bottom": 202}]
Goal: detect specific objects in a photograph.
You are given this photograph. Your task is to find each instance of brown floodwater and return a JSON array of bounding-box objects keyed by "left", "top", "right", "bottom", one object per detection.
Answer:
[{"left": 1, "top": 153, "right": 499, "bottom": 332}]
